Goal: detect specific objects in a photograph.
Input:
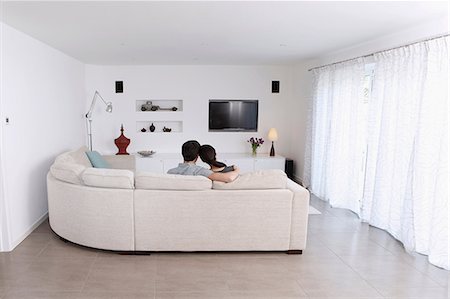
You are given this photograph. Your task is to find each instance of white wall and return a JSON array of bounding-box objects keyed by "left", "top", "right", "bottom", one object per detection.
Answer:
[
  {"left": 85, "top": 65, "right": 295, "bottom": 158},
  {"left": 0, "top": 23, "right": 85, "bottom": 250},
  {"left": 290, "top": 17, "right": 449, "bottom": 183}
]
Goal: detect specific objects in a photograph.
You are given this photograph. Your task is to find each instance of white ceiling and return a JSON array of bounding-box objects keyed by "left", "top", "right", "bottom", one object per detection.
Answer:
[{"left": 2, "top": 1, "right": 449, "bottom": 65}]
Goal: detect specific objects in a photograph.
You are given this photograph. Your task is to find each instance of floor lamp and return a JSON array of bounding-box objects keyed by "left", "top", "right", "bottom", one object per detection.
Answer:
[{"left": 85, "top": 91, "right": 113, "bottom": 151}]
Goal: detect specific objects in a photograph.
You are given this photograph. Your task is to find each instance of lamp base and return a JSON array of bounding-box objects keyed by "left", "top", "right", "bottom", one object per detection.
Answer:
[{"left": 270, "top": 141, "right": 275, "bottom": 157}]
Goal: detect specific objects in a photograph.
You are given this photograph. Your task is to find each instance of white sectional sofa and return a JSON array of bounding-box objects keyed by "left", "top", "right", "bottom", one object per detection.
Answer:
[{"left": 47, "top": 147, "right": 310, "bottom": 253}]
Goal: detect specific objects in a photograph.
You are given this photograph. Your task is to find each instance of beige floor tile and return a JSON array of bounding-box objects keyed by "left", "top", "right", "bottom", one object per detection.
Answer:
[
  {"left": 398, "top": 252, "right": 449, "bottom": 287},
  {"left": 157, "top": 277, "right": 229, "bottom": 293},
  {"left": 217, "top": 257, "right": 290, "bottom": 277},
  {"left": 380, "top": 287, "right": 448, "bottom": 298},
  {"left": 155, "top": 291, "right": 229, "bottom": 299},
  {"left": 3, "top": 291, "right": 81, "bottom": 299},
  {"left": 227, "top": 275, "right": 307, "bottom": 295},
  {"left": 37, "top": 238, "right": 99, "bottom": 260},
  {"left": 226, "top": 291, "right": 308, "bottom": 299},
  {"left": 297, "top": 277, "right": 383, "bottom": 298},
  {"left": 340, "top": 255, "right": 428, "bottom": 280},
  {"left": 83, "top": 256, "right": 156, "bottom": 293},
  {"left": 156, "top": 290, "right": 308, "bottom": 299},
  {"left": 2, "top": 197, "right": 446, "bottom": 299},
  {"left": 0, "top": 287, "right": 7, "bottom": 299},
  {"left": 0, "top": 255, "right": 34, "bottom": 286},
  {"left": 4, "top": 234, "right": 54, "bottom": 260},
  {"left": 33, "top": 220, "right": 53, "bottom": 234},
  {"left": 10, "top": 258, "right": 94, "bottom": 292},
  {"left": 156, "top": 258, "right": 230, "bottom": 293},
  {"left": 367, "top": 273, "right": 441, "bottom": 291},
  {"left": 78, "top": 292, "right": 155, "bottom": 299}
]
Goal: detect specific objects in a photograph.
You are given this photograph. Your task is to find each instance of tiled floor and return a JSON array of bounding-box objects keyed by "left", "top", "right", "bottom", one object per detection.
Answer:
[{"left": 0, "top": 195, "right": 448, "bottom": 298}]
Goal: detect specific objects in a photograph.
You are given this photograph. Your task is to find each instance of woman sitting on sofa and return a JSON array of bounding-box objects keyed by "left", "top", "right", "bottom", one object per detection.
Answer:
[
  {"left": 199, "top": 144, "right": 236, "bottom": 173},
  {"left": 168, "top": 140, "right": 239, "bottom": 183}
]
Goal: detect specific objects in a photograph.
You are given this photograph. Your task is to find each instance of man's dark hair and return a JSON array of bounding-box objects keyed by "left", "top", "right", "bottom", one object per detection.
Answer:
[{"left": 182, "top": 140, "right": 200, "bottom": 162}]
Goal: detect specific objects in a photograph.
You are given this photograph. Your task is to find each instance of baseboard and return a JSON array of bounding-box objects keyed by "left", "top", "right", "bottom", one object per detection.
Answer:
[{"left": 9, "top": 212, "right": 48, "bottom": 251}]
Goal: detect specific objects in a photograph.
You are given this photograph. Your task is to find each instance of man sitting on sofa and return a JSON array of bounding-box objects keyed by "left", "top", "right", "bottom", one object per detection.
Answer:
[{"left": 168, "top": 140, "right": 239, "bottom": 183}]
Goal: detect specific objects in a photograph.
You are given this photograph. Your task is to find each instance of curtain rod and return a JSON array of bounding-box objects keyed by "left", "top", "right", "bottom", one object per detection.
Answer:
[{"left": 308, "top": 33, "right": 449, "bottom": 72}]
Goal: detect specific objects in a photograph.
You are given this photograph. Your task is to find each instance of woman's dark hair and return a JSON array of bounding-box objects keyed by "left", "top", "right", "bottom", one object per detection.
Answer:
[
  {"left": 199, "top": 145, "right": 226, "bottom": 168},
  {"left": 182, "top": 140, "right": 200, "bottom": 162}
]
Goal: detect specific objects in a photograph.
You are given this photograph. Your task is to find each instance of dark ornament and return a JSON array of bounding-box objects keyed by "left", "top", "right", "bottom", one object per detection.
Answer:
[
  {"left": 141, "top": 128, "right": 147, "bottom": 132},
  {"left": 163, "top": 126, "right": 172, "bottom": 132},
  {"left": 149, "top": 123, "right": 156, "bottom": 132},
  {"left": 114, "top": 124, "right": 130, "bottom": 155}
]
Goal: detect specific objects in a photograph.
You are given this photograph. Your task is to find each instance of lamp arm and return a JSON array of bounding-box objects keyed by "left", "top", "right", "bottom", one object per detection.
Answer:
[{"left": 85, "top": 91, "right": 109, "bottom": 119}]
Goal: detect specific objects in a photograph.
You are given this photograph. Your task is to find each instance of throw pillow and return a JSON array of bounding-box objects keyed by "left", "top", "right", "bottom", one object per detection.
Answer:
[{"left": 86, "top": 151, "right": 110, "bottom": 168}]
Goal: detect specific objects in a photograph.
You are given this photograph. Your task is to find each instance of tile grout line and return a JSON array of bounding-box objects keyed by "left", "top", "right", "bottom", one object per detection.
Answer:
[
  {"left": 320, "top": 231, "right": 388, "bottom": 298},
  {"left": 153, "top": 255, "right": 157, "bottom": 299},
  {"left": 79, "top": 253, "right": 99, "bottom": 293},
  {"left": 367, "top": 233, "right": 447, "bottom": 288}
]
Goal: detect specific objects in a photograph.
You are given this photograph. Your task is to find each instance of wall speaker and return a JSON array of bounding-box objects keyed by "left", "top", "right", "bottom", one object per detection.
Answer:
[
  {"left": 272, "top": 81, "right": 280, "bottom": 93},
  {"left": 115, "top": 81, "right": 123, "bottom": 93}
]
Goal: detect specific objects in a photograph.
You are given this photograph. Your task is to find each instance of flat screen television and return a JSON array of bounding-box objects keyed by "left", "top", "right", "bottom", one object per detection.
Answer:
[{"left": 209, "top": 100, "right": 258, "bottom": 132}]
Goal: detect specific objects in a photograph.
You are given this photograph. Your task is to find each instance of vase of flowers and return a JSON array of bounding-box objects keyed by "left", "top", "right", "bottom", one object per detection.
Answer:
[{"left": 248, "top": 137, "right": 264, "bottom": 156}]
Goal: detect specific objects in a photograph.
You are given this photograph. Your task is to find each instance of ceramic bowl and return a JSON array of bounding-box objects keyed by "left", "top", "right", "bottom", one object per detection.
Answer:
[{"left": 137, "top": 150, "right": 155, "bottom": 157}]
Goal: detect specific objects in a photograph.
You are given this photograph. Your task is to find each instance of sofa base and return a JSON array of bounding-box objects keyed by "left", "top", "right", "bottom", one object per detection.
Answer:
[
  {"left": 286, "top": 250, "right": 303, "bottom": 255},
  {"left": 56, "top": 232, "right": 303, "bottom": 255}
]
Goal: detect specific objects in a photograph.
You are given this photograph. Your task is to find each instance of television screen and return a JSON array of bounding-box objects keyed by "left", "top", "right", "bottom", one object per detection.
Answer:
[{"left": 209, "top": 100, "right": 258, "bottom": 132}]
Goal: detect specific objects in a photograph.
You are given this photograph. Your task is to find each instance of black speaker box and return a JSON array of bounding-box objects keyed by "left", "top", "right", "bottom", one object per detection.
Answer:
[
  {"left": 285, "top": 159, "right": 294, "bottom": 180},
  {"left": 272, "top": 81, "right": 280, "bottom": 93},
  {"left": 115, "top": 81, "right": 123, "bottom": 93}
]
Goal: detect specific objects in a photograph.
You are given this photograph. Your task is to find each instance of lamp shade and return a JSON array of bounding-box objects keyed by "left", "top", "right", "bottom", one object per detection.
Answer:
[{"left": 268, "top": 128, "right": 278, "bottom": 141}]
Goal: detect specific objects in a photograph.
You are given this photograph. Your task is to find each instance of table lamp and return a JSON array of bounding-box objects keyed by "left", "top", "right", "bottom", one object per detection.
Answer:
[{"left": 268, "top": 128, "right": 278, "bottom": 156}]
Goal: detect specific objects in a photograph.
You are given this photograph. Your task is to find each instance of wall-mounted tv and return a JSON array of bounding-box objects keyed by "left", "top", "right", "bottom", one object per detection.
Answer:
[{"left": 209, "top": 100, "right": 258, "bottom": 132}]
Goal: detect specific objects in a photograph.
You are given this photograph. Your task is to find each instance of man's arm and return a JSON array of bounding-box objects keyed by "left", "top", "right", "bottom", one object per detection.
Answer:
[{"left": 208, "top": 169, "right": 239, "bottom": 183}]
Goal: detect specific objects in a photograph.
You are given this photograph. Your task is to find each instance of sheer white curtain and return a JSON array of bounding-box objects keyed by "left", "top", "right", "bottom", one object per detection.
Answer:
[
  {"left": 304, "top": 59, "right": 366, "bottom": 213},
  {"left": 362, "top": 37, "right": 449, "bottom": 269},
  {"left": 304, "top": 36, "right": 448, "bottom": 269}
]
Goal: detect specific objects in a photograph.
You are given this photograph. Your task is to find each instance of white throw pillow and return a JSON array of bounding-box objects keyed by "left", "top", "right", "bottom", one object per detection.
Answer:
[
  {"left": 50, "top": 162, "right": 86, "bottom": 185},
  {"left": 212, "top": 169, "right": 287, "bottom": 190},
  {"left": 135, "top": 172, "right": 212, "bottom": 190},
  {"left": 82, "top": 168, "right": 134, "bottom": 189}
]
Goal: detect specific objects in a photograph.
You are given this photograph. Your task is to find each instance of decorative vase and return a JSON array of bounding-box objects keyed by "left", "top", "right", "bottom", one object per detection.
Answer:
[
  {"left": 252, "top": 146, "right": 258, "bottom": 156},
  {"left": 114, "top": 124, "right": 130, "bottom": 155},
  {"left": 149, "top": 123, "right": 156, "bottom": 132}
]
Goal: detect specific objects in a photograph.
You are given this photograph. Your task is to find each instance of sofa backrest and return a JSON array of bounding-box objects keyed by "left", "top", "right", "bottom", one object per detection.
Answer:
[
  {"left": 82, "top": 168, "right": 135, "bottom": 189},
  {"left": 50, "top": 162, "right": 87, "bottom": 185},
  {"left": 55, "top": 146, "right": 92, "bottom": 168},
  {"left": 51, "top": 147, "right": 136, "bottom": 188},
  {"left": 135, "top": 172, "right": 212, "bottom": 190},
  {"left": 212, "top": 169, "right": 287, "bottom": 190}
]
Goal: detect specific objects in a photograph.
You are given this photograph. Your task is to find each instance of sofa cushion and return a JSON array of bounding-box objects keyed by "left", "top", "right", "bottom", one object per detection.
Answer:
[
  {"left": 55, "top": 146, "right": 91, "bottom": 168},
  {"left": 212, "top": 169, "right": 287, "bottom": 190},
  {"left": 86, "top": 151, "right": 110, "bottom": 168},
  {"left": 82, "top": 168, "right": 134, "bottom": 189},
  {"left": 50, "top": 163, "right": 86, "bottom": 185},
  {"left": 135, "top": 172, "right": 212, "bottom": 190}
]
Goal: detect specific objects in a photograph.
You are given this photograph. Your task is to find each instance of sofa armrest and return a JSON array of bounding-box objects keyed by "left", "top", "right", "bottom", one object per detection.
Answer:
[
  {"left": 286, "top": 179, "right": 310, "bottom": 250},
  {"left": 102, "top": 155, "right": 135, "bottom": 171}
]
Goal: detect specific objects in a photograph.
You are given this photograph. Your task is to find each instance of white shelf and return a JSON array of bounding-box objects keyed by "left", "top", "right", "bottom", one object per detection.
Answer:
[
  {"left": 136, "top": 99, "right": 183, "bottom": 112},
  {"left": 135, "top": 153, "right": 286, "bottom": 174},
  {"left": 136, "top": 121, "right": 183, "bottom": 133}
]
